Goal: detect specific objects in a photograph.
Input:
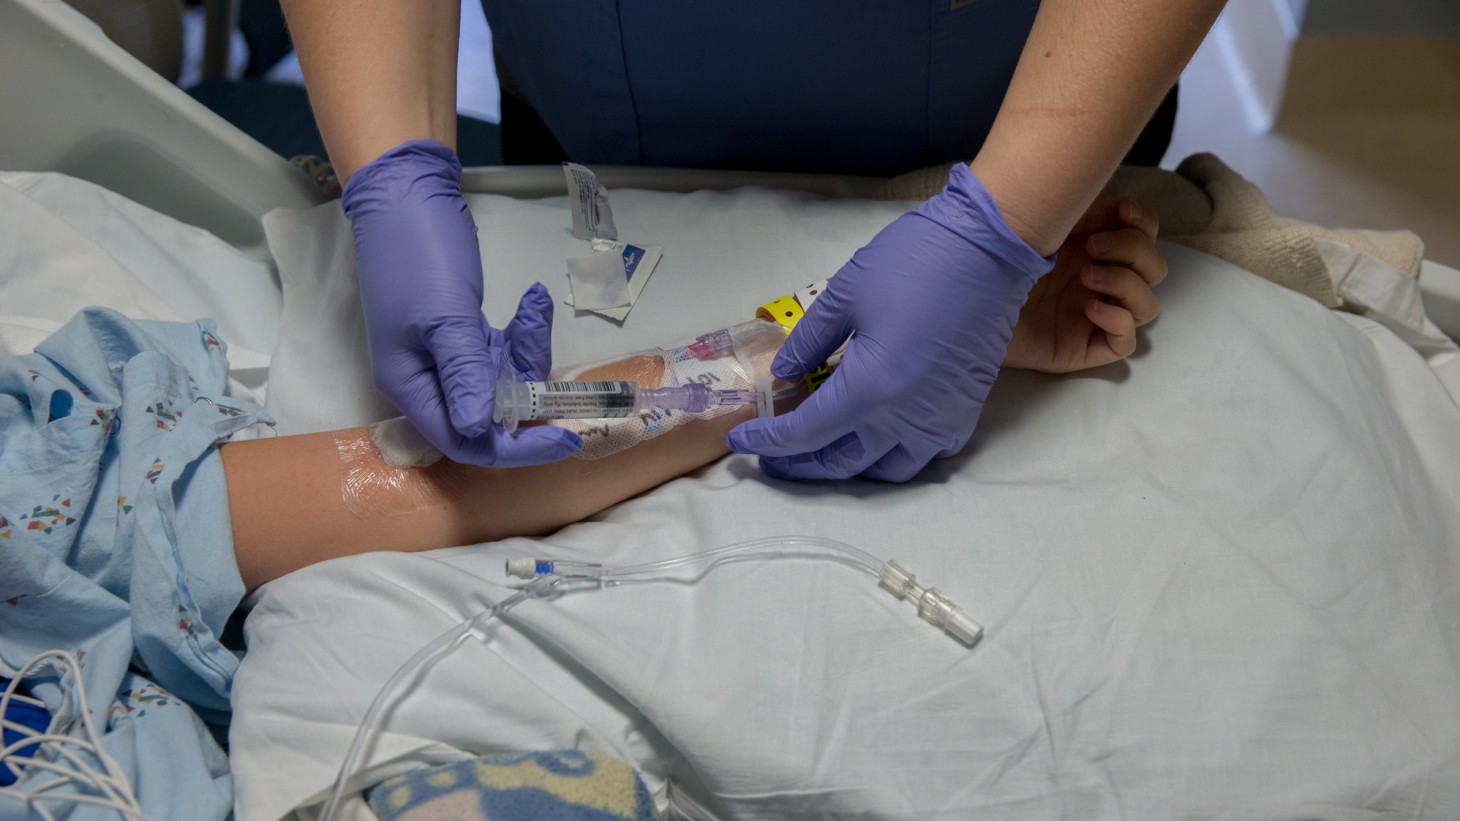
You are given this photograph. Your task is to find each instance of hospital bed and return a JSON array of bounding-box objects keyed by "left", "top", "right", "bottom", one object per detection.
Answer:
[{"left": 5, "top": 1, "right": 1460, "bottom": 819}]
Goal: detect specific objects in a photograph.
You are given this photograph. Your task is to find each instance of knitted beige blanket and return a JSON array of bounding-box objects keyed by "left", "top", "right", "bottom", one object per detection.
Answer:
[{"left": 874, "top": 153, "right": 1425, "bottom": 310}]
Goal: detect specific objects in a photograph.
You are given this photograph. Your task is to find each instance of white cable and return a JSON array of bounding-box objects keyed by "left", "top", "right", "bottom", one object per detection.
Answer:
[
  {"left": 14, "top": 742, "right": 146, "bottom": 810},
  {"left": 38, "top": 652, "right": 143, "bottom": 814},
  {"left": 0, "top": 717, "right": 142, "bottom": 816},
  {"left": 0, "top": 650, "right": 152, "bottom": 820},
  {"left": 13, "top": 788, "right": 150, "bottom": 819},
  {"left": 0, "top": 693, "right": 44, "bottom": 708},
  {"left": 3, "top": 740, "right": 126, "bottom": 797}
]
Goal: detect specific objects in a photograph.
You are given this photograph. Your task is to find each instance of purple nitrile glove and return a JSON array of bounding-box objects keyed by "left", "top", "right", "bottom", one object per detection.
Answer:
[
  {"left": 727, "top": 164, "right": 1054, "bottom": 482},
  {"left": 342, "top": 140, "right": 581, "bottom": 466}
]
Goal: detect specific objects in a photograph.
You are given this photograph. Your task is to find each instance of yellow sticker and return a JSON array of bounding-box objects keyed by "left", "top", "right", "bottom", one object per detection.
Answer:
[
  {"left": 756, "top": 295, "right": 804, "bottom": 331},
  {"left": 756, "top": 295, "right": 832, "bottom": 393}
]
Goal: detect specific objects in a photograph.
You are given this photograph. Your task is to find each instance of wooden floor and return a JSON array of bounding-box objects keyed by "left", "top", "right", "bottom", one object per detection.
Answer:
[{"left": 1165, "top": 34, "right": 1460, "bottom": 269}]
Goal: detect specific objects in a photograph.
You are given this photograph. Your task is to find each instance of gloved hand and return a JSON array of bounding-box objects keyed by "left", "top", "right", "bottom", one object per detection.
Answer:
[
  {"left": 343, "top": 140, "right": 581, "bottom": 466},
  {"left": 726, "top": 164, "right": 1053, "bottom": 482}
]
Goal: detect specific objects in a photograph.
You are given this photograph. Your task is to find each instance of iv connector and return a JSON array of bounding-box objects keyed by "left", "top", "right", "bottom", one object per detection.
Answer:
[
  {"left": 878, "top": 560, "right": 983, "bottom": 647},
  {"left": 506, "top": 558, "right": 605, "bottom": 580}
]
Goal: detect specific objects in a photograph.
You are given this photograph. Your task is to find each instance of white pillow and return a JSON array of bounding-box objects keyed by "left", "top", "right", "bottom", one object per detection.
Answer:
[
  {"left": 0, "top": 172, "right": 278, "bottom": 402},
  {"left": 236, "top": 189, "right": 1460, "bottom": 820}
]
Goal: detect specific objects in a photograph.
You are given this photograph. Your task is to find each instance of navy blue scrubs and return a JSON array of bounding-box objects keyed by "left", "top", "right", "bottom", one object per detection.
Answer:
[{"left": 483, "top": 1, "right": 1044, "bottom": 176}]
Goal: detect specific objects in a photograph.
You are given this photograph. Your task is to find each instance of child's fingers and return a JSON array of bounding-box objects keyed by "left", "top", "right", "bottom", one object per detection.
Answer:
[
  {"left": 1086, "top": 227, "right": 1168, "bottom": 287},
  {"left": 1085, "top": 298, "right": 1138, "bottom": 361},
  {"left": 1069, "top": 197, "right": 1158, "bottom": 239},
  {"left": 1069, "top": 197, "right": 1124, "bottom": 236},
  {"left": 1082, "top": 263, "right": 1161, "bottom": 326},
  {"left": 1117, "top": 198, "right": 1159, "bottom": 240}
]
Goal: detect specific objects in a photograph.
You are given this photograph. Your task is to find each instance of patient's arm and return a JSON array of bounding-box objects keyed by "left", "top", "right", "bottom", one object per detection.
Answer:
[
  {"left": 222, "top": 397, "right": 751, "bottom": 594},
  {"left": 223, "top": 315, "right": 794, "bottom": 591},
  {"left": 224, "top": 197, "right": 1165, "bottom": 591},
  {"left": 1004, "top": 196, "right": 1167, "bottom": 373}
]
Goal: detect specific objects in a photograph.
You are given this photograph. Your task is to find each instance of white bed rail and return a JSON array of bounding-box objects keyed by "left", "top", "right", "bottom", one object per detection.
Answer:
[
  {"left": 0, "top": 0, "right": 326, "bottom": 259},
  {"left": 1420, "top": 261, "right": 1460, "bottom": 343},
  {"left": 461, "top": 165, "right": 886, "bottom": 200}
]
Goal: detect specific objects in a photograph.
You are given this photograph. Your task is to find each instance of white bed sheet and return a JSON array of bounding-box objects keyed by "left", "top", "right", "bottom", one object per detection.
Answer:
[
  {"left": 0, "top": 171, "right": 279, "bottom": 406},
  {"left": 232, "top": 188, "right": 1460, "bottom": 819}
]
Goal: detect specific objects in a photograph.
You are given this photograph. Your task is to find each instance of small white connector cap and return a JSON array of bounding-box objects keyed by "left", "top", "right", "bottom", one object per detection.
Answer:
[
  {"left": 942, "top": 607, "right": 984, "bottom": 647},
  {"left": 917, "top": 587, "right": 984, "bottom": 648},
  {"left": 505, "top": 558, "right": 538, "bottom": 579}
]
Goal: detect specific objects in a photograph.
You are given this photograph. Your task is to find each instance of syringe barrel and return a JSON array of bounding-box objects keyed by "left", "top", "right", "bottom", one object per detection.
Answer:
[{"left": 493, "top": 379, "right": 642, "bottom": 432}]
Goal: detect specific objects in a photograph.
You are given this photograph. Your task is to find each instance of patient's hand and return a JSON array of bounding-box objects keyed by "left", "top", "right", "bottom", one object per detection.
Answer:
[{"left": 1003, "top": 198, "right": 1166, "bottom": 374}]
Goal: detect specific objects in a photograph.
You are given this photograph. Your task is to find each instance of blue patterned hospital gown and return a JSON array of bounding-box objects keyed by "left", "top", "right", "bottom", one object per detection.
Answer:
[{"left": 0, "top": 308, "right": 270, "bottom": 819}]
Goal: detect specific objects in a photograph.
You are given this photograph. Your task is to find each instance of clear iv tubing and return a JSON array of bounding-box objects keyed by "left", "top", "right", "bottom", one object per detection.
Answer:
[
  {"left": 317, "top": 575, "right": 560, "bottom": 821},
  {"left": 607, "top": 535, "right": 880, "bottom": 579},
  {"left": 318, "top": 536, "right": 980, "bottom": 821}
]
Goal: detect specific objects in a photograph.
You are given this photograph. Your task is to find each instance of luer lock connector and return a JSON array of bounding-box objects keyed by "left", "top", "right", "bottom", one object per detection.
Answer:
[{"left": 878, "top": 560, "right": 983, "bottom": 647}]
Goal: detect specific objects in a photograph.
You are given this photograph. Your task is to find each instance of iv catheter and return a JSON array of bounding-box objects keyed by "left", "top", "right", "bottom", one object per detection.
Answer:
[
  {"left": 493, "top": 378, "right": 759, "bottom": 432},
  {"left": 318, "top": 536, "right": 983, "bottom": 821}
]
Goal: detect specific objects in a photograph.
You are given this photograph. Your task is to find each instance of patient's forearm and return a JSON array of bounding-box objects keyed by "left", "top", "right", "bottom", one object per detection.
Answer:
[
  {"left": 225, "top": 317, "right": 789, "bottom": 592},
  {"left": 222, "top": 410, "right": 748, "bottom": 593}
]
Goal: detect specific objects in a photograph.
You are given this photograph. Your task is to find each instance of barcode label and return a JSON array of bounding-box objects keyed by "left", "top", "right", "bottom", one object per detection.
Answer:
[
  {"left": 525, "top": 379, "right": 638, "bottom": 419},
  {"left": 540, "top": 381, "right": 627, "bottom": 393}
]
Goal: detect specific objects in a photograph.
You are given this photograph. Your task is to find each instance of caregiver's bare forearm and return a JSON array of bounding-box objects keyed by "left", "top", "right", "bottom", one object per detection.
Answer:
[
  {"left": 970, "top": 0, "right": 1226, "bottom": 256},
  {"left": 280, "top": 0, "right": 460, "bottom": 183},
  {"left": 221, "top": 412, "right": 747, "bottom": 593}
]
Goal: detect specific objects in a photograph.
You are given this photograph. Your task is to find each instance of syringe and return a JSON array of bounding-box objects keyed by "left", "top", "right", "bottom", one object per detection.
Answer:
[{"left": 494, "top": 379, "right": 757, "bottom": 432}]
